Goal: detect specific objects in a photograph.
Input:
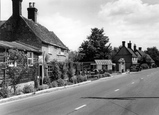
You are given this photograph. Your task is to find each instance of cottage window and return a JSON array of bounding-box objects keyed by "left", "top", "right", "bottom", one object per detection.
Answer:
[
  {"left": 48, "top": 65, "right": 52, "bottom": 77},
  {"left": 27, "top": 52, "right": 34, "bottom": 66},
  {"left": 57, "top": 49, "right": 65, "bottom": 56},
  {"left": 132, "top": 58, "right": 138, "bottom": 64}
]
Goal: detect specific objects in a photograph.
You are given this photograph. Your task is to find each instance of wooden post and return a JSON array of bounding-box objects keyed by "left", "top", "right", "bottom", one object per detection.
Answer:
[{"left": 42, "top": 52, "right": 45, "bottom": 86}]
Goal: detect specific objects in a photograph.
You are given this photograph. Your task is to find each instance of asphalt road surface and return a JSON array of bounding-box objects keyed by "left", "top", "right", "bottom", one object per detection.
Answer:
[{"left": 0, "top": 68, "right": 159, "bottom": 115}]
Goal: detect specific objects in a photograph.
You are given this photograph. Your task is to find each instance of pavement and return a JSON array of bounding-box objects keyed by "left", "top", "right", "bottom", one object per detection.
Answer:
[{"left": 0, "top": 72, "right": 127, "bottom": 104}]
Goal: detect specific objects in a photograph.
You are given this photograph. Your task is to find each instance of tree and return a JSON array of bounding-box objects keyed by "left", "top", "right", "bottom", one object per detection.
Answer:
[
  {"left": 138, "top": 54, "right": 151, "bottom": 67},
  {"left": 79, "top": 28, "right": 111, "bottom": 62},
  {"left": 50, "top": 60, "right": 61, "bottom": 81},
  {"left": 7, "top": 66, "right": 30, "bottom": 94},
  {"left": 67, "top": 60, "right": 74, "bottom": 81},
  {"left": 58, "top": 62, "right": 68, "bottom": 80},
  {"left": 68, "top": 51, "right": 82, "bottom": 62},
  {"left": 145, "top": 47, "right": 159, "bottom": 66},
  {"left": 6, "top": 49, "right": 29, "bottom": 94}
]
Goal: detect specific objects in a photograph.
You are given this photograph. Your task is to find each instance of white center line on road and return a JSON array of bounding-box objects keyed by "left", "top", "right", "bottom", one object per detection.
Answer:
[
  {"left": 115, "top": 89, "right": 120, "bottom": 92},
  {"left": 75, "top": 104, "right": 87, "bottom": 111}
]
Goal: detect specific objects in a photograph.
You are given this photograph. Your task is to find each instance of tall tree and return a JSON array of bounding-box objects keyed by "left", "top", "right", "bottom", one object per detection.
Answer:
[
  {"left": 6, "top": 49, "right": 29, "bottom": 94},
  {"left": 68, "top": 51, "right": 83, "bottom": 62},
  {"left": 79, "top": 28, "right": 111, "bottom": 62},
  {"left": 145, "top": 47, "right": 159, "bottom": 66}
]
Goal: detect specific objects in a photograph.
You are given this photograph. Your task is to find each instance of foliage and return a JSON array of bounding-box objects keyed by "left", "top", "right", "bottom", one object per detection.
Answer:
[
  {"left": 103, "top": 72, "right": 111, "bottom": 77},
  {"left": 58, "top": 62, "right": 68, "bottom": 80},
  {"left": 43, "top": 76, "right": 51, "bottom": 85},
  {"left": 138, "top": 54, "right": 151, "bottom": 67},
  {"left": 38, "top": 84, "right": 49, "bottom": 91},
  {"left": 57, "top": 79, "right": 66, "bottom": 86},
  {"left": 77, "top": 75, "right": 82, "bottom": 83},
  {"left": 140, "top": 63, "right": 149, "bottom": 69},
  {"left": 77, "top": 75, "right": 87, "bottom": 83},
  {"left": 70, "top": 76, "right": 77, "bottom": 84},
  {"left": 6, "top": 66, "right": 30, "bottom": 94},
  {"left": 16, "top": 89, "right": 23, "bottom": 95},
  {"left": 68, "top": 51, "right": 82, "bottom": 62},
  {"left": 50, "top": 81, "right": 58, "bottom": 88},
  {"left": 67, "top": 60, "right": 74, "bottom": 81},
  {"left": 74, "top": 62, "right": 81, "bottom": 76},
  {"left": 0, "top": 87, "right": 10, "bottom": 98},
  {"left": 50, "top": 60, "right": 61, "bottom": 81},
  {"left": 145, "top": 47, "right": 159, "bottom": 66},
  {"left": 8, "top": 49, "right": 27, "bottom": 66},
  {"left": 79, "top": 28, "right": 112, "bottom": 62},
  {"left": 5, "top": 49, "right": 30, "bottom": 94},
  {"left": 23, "top": 85, "right": 34, "bottom": 94}
]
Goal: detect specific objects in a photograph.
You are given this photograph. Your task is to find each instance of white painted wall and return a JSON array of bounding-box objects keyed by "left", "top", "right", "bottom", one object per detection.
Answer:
[{"left": 39, "top": 44, "right": 68, "bottom": 63}]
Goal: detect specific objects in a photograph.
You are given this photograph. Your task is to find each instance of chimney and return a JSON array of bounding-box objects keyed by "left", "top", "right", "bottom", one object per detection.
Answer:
[
  {"left": 12, "top": 0, "right": 23, "bottom": 17},
  {"left": 122, "top": 41, "right": 125, "bottom": 47},
  {"left": 27, "top": 2, "right": 38, "bottom": 22},
  {"left": 134, "top": 44, "right": 137, "bottom": 51},
  {"left": 128, "top": 41, "right": 132, "bottom": 49},
  {"left": 139, "top": 47, "right": 142, "bottom": 51}
]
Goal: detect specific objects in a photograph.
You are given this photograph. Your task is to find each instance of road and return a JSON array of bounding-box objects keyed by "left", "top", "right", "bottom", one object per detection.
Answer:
[{"left": 0, "top": 68, "right": 159, "bottom": 115}]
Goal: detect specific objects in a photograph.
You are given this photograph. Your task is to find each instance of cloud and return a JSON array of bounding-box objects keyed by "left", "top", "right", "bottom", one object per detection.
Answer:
[
  {"left": 98, "top": 0, "right": 159, "bottom": 49},
  {"left": 38, "top": 13, "right": 92, "bottom": 51}
]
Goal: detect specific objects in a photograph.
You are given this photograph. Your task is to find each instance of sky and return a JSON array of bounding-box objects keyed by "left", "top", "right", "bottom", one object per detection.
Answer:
[{"left": 1, "top": 0, "right": 159, "bottom": 51}]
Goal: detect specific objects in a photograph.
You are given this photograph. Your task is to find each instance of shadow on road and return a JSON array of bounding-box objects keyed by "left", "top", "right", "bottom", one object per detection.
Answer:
[{"left": 82, "top": 96, "right": 159, "bottom": 100}]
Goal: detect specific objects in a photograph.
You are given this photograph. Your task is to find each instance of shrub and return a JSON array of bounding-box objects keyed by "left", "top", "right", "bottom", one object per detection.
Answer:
[
  {"left": 67, "top": 81, "right": 73, "bottom": 85},
  {"left": 57, "top": 79, "right": 65, "bottom": 87},
  {"left": 38, "top": 84, "right": 49, "bottom": 91},
  {"left": 16, "top": 89, "right": 23, "bottom": 95},
  {"left": 77, "top": 75, "right": 85, "bottom": 83},
  {"left": 74, "top": 62, "right": 81, "bottom": 76},
  {"left": 59, "top": 62, "right": 68, "bottom": 80},
  {"left": 99, "top": 74, "right": 103, "bottom": 78},
  {"left": 43, "top": 77, "right": 51, "bottom": 85},
  {"left": 70, "top": 76, "right": 77, "bottom": 84},
  {"left": 0, "top": 88, "right": 10, "bottom": 98},
  {"left": 23, "top": 85, "right": 34, "bottom": 94},
  {"left": 140, "top": 63, "right": 149, "bottom": 69},
  {"left": 50, "top": 60, "right": 61, "bottom": 81},
  {"left": 67, "top": 61, "right": 74, "bottom": 80},
  {"left": 104, "top": 72, "right": 111, "bottom": 77},
  {"left": 50, "top": 81, "right": 58, "bottom": 88},
  {"left": 83, "top": 75, "right": 87, "bottom": 81}
]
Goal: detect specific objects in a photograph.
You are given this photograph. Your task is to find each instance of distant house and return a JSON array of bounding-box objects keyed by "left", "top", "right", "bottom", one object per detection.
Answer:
[
  {"left": 114, "top": 41, "right": 138, "bottom": 72},
  {"left": 134, "top": 46, "right": 155, "bottom": 67},
  {"left": 0, "top": 0, "right": 69, "bottom": 79}
]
